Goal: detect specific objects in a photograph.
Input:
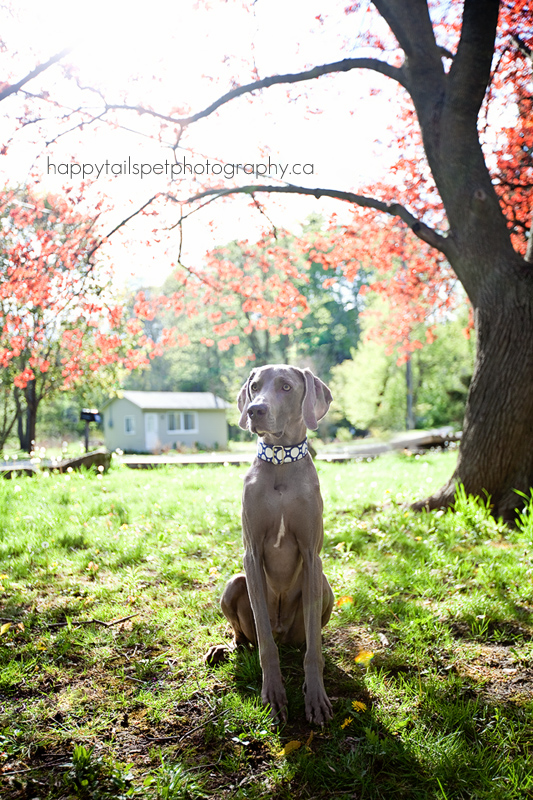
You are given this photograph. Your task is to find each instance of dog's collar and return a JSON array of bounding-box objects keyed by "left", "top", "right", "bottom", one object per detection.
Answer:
[{"left": 257, "top": 438, "right": 308, "bottom": 465}]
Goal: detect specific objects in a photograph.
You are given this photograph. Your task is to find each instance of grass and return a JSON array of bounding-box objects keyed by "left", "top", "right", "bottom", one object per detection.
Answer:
[{"left": 1, "top": 451, "right": 533, "bottom": 799}]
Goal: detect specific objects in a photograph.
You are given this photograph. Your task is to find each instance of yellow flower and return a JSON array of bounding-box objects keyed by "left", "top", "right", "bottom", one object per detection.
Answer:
[
  {"left": 341, "top": 717, "right": 353, "bottom": 729},
  {"left": 354, "top": 650, "right": 374, "bottom": 667},
  {"left": 352, "top": 701, "right": 367, "bottom": 713}
]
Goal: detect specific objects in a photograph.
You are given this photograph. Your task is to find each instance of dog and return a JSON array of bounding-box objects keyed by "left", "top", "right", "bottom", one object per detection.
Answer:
[{"left": 206, "top": 364, "right": 334, "bottom": 724}]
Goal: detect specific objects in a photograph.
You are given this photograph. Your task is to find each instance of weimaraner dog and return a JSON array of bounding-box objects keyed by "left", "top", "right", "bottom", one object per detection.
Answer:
[{"left": 206, "top": 364, "right": 334, "bottom": 724}]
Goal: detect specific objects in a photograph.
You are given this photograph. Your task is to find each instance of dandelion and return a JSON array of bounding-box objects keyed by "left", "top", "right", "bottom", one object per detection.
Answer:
[
  {"left": 341, "top": 717, "right": 353, "bottom": 729},
  {"left": 352, "top": 701, "right": 367, "bottom": 713}
]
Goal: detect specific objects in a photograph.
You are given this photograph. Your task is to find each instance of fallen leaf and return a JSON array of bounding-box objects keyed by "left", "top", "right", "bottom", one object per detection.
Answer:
[
  {"left": 277, "top": 740, "right": 302, "bottom": 757},
  {"left": 0, "top": 623, "right": 11, "bottom": 636},
  {"left": 355, "top": 650, "right": 374, "bottom": 667},
  {"left": 336, "top": 596, "right": 353, "bottom": 607}
]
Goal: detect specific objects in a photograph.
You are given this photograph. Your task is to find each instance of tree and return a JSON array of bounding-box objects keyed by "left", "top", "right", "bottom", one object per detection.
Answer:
[
  {"left": 330, "top": 304, "right": 475, "bottom": 434},
  {"left": 0, "top": 188, "right": 159, "bottom": 451},
  {"left": 3, "top": 1, "right": 533, "bottom": 518},
  {"left": 166, "top": 0, "right": 533, "bottom": 520},
  {"left": 126, "top": 216, "right": 366, "bottom": 404}
]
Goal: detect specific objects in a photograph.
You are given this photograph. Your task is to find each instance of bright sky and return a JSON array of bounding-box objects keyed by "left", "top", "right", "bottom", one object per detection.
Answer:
[{"left": 2, "top": 0, "right": 398, "bottom": 287}]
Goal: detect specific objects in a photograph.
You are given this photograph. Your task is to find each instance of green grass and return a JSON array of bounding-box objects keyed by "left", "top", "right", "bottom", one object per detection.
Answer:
[{"left": 1, "top": 451, "right": 533, "bottom": 799}]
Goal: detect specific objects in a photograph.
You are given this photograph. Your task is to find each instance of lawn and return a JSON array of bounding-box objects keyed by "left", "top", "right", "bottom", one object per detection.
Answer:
[{"left": 1, "top": 452, "right": 533, "bottom": 799}]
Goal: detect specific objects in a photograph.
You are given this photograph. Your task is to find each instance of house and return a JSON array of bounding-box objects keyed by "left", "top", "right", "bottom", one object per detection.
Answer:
[{"left": 102, "top": 391, "right": 231, "bottom": 453}]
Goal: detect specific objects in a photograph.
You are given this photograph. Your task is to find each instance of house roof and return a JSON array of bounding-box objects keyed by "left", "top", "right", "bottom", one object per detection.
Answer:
[{"left": 104, "top": 391, "right": 232, "bottom": 411}]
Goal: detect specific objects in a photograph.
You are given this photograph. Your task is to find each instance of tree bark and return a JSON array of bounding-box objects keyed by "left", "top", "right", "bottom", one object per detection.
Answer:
[{"left": 414, "top": 264, "right": 533, "bottom": 521}]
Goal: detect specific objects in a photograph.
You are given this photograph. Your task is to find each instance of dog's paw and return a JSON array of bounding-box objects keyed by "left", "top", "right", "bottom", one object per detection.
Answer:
[
  {"left": 204, "top": 644, "right": 231, "bottom": 666},
  {"left": 262, "top": 682, "right": 288, "bottom": 724},
  {"left": 304, "top": 686, "right": 333, "bottom": 726}
]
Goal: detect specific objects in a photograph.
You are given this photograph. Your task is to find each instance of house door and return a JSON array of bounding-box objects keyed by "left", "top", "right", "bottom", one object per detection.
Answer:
[{"left": 144, "top": 413, "right": 159, "bottom": 451}]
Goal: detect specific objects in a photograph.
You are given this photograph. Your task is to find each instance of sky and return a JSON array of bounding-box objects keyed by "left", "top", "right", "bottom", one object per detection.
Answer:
[{"left": 1, "top": 0, "right": 399, "bottom": 288}]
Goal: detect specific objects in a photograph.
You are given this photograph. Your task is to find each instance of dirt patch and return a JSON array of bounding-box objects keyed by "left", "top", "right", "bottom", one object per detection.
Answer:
[{"left": 454, "top": 642, "right": 533, "bottom": 704}]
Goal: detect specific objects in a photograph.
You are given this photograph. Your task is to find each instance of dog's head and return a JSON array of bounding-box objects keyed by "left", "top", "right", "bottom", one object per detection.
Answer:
[{"left": 237, "top": 364, "right": 332, "bottom": 440}]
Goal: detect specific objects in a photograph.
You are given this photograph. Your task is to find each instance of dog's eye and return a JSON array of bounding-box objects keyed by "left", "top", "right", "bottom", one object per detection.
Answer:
[
  {"left": 282, "top": 383, "right": 291, "bottom": 392},
  {"left": 250, "top": 382, "right": 258, "bottom": 392}
]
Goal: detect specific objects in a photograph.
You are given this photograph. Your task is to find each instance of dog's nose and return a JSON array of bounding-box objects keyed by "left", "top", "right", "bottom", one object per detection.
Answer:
[{"left": 247, "top": 403, "right": 267, "bottom": 419}]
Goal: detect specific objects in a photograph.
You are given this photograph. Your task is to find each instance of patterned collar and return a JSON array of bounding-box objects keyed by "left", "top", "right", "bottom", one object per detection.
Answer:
[{"left": 257, "top": 438, "right": 308, "bottom": 465}]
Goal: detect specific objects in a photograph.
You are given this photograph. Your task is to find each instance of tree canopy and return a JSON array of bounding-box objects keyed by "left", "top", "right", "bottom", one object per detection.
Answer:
[{"left": 2, "top": 1, "right": 533, "bottom": 516}]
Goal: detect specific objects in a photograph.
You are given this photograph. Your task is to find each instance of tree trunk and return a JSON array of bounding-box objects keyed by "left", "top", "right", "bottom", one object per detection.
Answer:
[
  {"left": 16, "top": 379, "right": 39, "bottom": 454},
  {"left": 389, "top": 0, "right": 533, "bottom": 520},
  {"left": 414, "top": 263, "right": 533, "bottom": 521}
]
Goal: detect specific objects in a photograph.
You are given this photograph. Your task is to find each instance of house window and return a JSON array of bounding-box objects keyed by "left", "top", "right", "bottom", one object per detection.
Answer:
[
  {"left": 183, "top": 413, "right": 195, "bottom": 431},
  {"left": 167, "top": 413, "right": 179, "bottom": 433},
  {"left": 124, "top": 416, "right": 135, "bottom": 434},
  {"left": 167, "top": 412, "right": 197, "bottom": 433}
]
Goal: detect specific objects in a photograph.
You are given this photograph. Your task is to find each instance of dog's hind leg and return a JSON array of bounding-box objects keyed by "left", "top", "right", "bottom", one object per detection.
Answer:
[{"left": 204, "top": 574, "right": 256, "bottom": 665}]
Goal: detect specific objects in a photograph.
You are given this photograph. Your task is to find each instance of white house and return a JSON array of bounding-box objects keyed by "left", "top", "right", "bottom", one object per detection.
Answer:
[{"left": 102, "top": 391, "right": 231, "bottom": 453}]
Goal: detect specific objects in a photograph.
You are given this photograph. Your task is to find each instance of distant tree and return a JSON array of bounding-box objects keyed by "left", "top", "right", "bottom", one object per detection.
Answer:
[
  {"left": 126, "top": 217, "right": 368, "bottom": 403},
  {"left": 330, "top": 304, "right": 475, "bottom": 434},
  {"left": 0, "top": 188, "right": 159, "bottom": 451},
  {"left": 290, "top": 215, "right": 366, "bottom": 378}
]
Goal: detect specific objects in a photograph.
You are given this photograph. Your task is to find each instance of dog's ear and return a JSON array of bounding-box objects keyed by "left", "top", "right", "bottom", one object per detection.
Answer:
[
  {"left": 237, "top": 373, "right": 254, "bottom": 430},
  {"left": 302, "top": 369, "right": 333, "bottom": 430}
]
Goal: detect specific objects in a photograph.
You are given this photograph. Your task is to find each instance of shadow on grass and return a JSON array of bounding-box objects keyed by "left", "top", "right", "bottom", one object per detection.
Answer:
[
  {"left": 219, "top": 632, "right": 533, "bottom": 800},
  {"left": 223, "top": 646, "right": 428, "bottom": 799}
]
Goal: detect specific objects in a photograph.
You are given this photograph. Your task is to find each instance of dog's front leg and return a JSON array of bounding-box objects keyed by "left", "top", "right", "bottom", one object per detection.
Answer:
[
  {"left": 301, "top": 550, "right": 333, "bottom": 725},
  {"left": 242, "top": 545, "right": 287, "bottom": 722}
]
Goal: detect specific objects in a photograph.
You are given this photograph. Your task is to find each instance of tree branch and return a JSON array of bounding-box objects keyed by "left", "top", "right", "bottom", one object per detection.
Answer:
[
  {"left": 511, "top": 33, "right": 533, "bottom": 67},
  {"left": 447, "top": 0, "right": 500, "bottom": 119},
  {"left": 105, "top": 57, "right": 407, "bottom": 128},
  {"left": 0, "top": 48, "right": 72, "bottom": 103},
  {"left": 372, "top": 0, "right": 439, "bottom": 60},
  {"left": 183, "top": 183, "right": 453, "bottom": 256},
  {"left": 87, "top": 194, "right": 161, "bottom": 259}
]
